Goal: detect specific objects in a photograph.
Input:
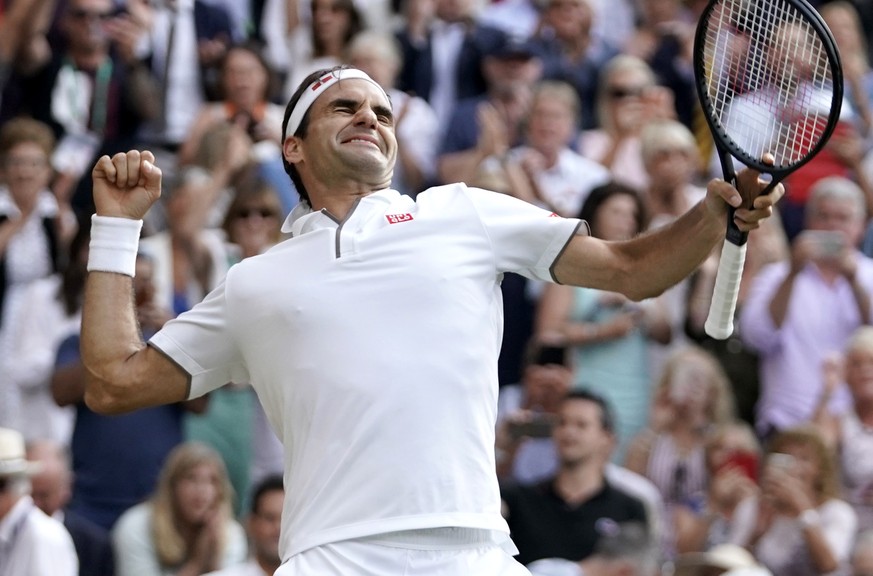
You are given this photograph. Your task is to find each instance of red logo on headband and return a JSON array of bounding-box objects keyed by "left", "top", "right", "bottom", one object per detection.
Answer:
[{"left": 310, "top": 73, "right": 336, "bottom": 92}]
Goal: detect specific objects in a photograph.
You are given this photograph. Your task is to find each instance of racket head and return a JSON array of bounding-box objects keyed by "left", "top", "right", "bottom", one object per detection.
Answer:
[{"left": 693, "top": 0, "right": 843, "bottom": 178}]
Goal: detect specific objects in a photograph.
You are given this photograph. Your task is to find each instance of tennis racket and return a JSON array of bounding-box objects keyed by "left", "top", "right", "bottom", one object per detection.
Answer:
[{"left": 694, "top": 0, "right": 843, "bottom": 339}]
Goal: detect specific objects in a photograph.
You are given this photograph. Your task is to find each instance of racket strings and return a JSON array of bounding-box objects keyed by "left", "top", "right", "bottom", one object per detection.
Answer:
[{"left": 701, "top": 0, "right": 835, "bottom": 168}]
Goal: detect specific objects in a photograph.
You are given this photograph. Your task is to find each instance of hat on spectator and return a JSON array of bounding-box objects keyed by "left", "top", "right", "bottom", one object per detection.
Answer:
[
  {"left": 674, "top": 544, "right": 772, "bottom": 576},
  {"left": 486, "top": 34, "right": 541, "bottom": 60},
  {"left": 0, "top": 428, "right": 41, "bottom": 477}
]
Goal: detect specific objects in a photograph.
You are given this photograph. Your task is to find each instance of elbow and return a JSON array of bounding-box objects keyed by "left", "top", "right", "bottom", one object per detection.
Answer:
[{"left": 83, "top": 371, "right": 135, "bottom": 415}]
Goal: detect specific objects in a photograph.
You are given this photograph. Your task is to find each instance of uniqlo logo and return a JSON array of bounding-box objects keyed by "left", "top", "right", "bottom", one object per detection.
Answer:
[
  {"left": 549, "top": 212, "right": 559, "bottom": 217},
  {"left": 386, "top": 213, "right": 414, "bottom": 224}
]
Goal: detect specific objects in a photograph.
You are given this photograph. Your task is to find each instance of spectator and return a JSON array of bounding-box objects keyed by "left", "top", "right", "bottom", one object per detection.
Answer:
[
  {"left": 744, "top": 426, "right": 857, "bottom": 576},
  {"left": 26, "top": 439, "right": 115, "bottom": 576},
  {"left": 505, "top": 80, "right": 611, "bottom": 217},
  {"left": 347, "top": 30, "right": 440, "bottom": 198},
  {"left": 0, "top": 427, "right": 77, "bottom": 576},
  {"left": 0, "top": 0, "right": 56, "bottom": 116},
  {"left": 282, "top": 0, "right": 364, "bottom": 98},
  {"left": 576, "top": 55, "right": 674, "bottom": 191},
  {"left": 813, "top": 326, "right": 873, "bottom": 533},
  {"left": 203, "top": 475, "right": 284, "bottom": 576},
  {"left": 394, "top": 0, "right": 507, "bottom": 132},
  {"left": 740, "top": 176, "right": 873, "bottom": 439},
  {"left": 23, "top": 0, "right": 158, "bottom": 217},
  {"left": 529, "top": 0, "right": 618, "bottom": 131},
  {"left": 50, "top": 253, "right": 195, "bottom": 530},
  {"left": 625, "top": 345, "right": 735, "bottom": 512},
  {"left": 3, "top": 220, "right": 90, "bottom": 444},
  {"left": 673, "top": 422, "right": 761, "bottom": 554},
  {"left": 536, "top": 182, "right": 671, "bottom": 460},
  {"left": 0, "top": 117, "right": 64, "bottom": 435},
  {"left": 112, "top": 441, "right": 247, "bottom": 576},
  {"left": 501, "top": 390, "right": 648, "bottom": 566}
]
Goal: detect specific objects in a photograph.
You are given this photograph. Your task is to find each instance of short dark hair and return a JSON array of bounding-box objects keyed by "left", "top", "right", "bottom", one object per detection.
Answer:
[
  {"left": 249, "top": 474, "right": 284, "bottom": 515},
  {"left": 281, "top": 64, "right": 355, "bottom": 206},
  {"left": 563, "top": 388, "right": 616, "bottom": 434},
  {"left": 577, "top": 181, "right": 648, "bottom": 236}
]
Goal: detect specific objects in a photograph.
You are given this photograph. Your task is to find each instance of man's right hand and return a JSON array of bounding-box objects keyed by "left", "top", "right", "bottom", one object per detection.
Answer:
[{"left": 91, "top": 150, "right": 162, "bottom": 219}]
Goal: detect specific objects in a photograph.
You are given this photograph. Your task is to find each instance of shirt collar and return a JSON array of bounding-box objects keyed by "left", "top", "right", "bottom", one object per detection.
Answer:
[{"left": 281, "top": 189, "right": 403, "bottom": 236}]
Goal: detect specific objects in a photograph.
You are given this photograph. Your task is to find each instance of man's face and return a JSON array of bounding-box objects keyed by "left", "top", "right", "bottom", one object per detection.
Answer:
[
  {"left": 288, "top": 79, "right": 397, "bottom": 191},
  {"left": 807, "top": 196, "right": 864, "bottom": 247},
  {"left": 29, "top": 460, "right": 71, "bottom": 517},
  {"left": 63, "top": 0, "right": 114, "bottom": 52},
  {"left": 553, "top": 398, "right": 613, "bottom": 466},
  {"left": 248, "top": 489, "right": 284, "bottom": 566}
]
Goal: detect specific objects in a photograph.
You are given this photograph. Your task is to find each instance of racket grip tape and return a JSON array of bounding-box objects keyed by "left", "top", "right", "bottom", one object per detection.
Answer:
[{"left": 704, "top": 241, "right": 748, "bottom": 340}]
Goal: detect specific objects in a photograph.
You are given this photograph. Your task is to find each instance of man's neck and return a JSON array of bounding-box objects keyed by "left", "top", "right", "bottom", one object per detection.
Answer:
[
  {"left": 257, "top": 556, "right": 281, "bottom": 575},
  {"left": 553, "top": 460, "right": 605, "bottom": 505}
]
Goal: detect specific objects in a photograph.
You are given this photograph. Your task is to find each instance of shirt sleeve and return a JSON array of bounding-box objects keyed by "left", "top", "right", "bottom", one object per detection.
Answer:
[
  {"left": 465, "top": 187, "right": 585, "bottom": 282},
  {"left": 738, "top": 262, "right": 789, "bottom": 354},
  {"left": 148, "top": 276, "right": 249, "bottom": 400}
]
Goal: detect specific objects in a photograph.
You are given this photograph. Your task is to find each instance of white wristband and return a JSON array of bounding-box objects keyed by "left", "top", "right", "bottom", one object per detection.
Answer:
[{"left": 87, "top": 215, "right": 143, "bottom": 277}]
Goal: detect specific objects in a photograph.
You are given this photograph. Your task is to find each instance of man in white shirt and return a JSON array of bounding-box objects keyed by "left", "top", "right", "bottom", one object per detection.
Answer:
[
  {"left": 81, "top": 65, "right": 782, "bottom": 575},
  {"left": 0, "top": 428, "right": 78, "bottom": 576}
]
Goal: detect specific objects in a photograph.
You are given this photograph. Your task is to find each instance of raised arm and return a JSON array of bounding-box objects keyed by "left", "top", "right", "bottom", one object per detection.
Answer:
[
  {"left": 81, "top": 151, "right": 190, "bottom": 414},
  {"left": 554, "top": 168, "right": 783, "bottom": 300}
]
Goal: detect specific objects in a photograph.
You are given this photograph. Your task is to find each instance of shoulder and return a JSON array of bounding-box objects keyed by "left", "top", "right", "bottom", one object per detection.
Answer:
[
  {"left": 112, "top": 502, "right": 152, "bottom": 537},
  {"left": 25, "top": 507, "right": 76, "bottom": 550}
]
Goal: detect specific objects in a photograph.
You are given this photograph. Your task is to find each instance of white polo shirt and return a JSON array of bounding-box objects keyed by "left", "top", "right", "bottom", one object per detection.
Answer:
[{"left": 150, "top": 184, "right": 583, "bottom": 559}]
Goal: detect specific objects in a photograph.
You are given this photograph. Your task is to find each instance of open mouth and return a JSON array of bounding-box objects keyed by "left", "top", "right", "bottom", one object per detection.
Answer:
[{"left": 343, "top": 135, "right": 380, "bottom": 149}]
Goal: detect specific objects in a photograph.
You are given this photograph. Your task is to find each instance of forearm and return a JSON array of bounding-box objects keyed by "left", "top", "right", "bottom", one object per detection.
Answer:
[
  {"left": 555, "top": 201, "right": 723, "bottom": 300},
  {"left": 767, "top": 271, "right": 796, "bottom": 328},
  {"left": 51, "top": 362, "right": 86, "bottom": 407},
  {"left": 801, "top": 520, "right": 840, "bottom": 573},
  {"left": 849, "top": 272, "right": 872, "bottom": 324}
]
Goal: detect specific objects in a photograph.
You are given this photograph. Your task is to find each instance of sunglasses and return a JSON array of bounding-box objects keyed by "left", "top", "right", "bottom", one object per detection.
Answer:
[
  {"left": 607, "top": 86, "right": 647, "bottom": 100},
  {"left": 69, "top": 8, "right": 115, "bottom": 20},
  {"left": 235, "top": 208, "right": 277, "bottom": 219}
]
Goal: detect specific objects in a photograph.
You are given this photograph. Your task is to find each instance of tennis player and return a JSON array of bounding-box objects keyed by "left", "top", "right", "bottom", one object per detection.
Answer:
[{"left": 81, "top": 66, "right": 782, "bottom": 575}]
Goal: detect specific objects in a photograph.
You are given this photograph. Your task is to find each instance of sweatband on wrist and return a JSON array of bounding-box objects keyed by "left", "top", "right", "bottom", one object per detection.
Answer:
[{"left": 87, "top": 215, "right": 143, "bottom": 277}]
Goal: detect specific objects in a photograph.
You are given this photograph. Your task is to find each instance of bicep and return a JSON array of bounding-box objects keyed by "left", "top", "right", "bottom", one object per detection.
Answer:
[{"left": 553, "top": 234, "right": 632, "bottom": 293}]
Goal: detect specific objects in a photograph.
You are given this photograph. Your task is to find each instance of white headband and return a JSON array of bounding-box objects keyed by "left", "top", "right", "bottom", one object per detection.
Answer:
[{"left": 284, "top": 68, "right": 389, "bottom": 139}]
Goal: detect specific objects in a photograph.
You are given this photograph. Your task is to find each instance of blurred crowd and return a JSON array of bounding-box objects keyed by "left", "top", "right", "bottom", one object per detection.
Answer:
[{"left": 1, "top": 0, "right": 873, "bottom": 574}]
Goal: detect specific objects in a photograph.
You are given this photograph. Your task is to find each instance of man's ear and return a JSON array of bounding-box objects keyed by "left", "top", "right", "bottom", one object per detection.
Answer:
[{"left": 283, "top": 136, "right": 304, "bottom": 165}]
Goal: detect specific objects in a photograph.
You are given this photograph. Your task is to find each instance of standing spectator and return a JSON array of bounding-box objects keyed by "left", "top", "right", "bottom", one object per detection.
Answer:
[
  {"left": 529, "top": 0, "right": 618, "bottom": 131},
  {"left": 395, "top": 0, "right": 507, "bottom": 133},
  {"left": 26, "top": 440, "right": 115, "bottom": 576},
  {"left": 506, "top": 81, "right": 611, "bottom": 217},
  {"left": 0, "top": 117, "right": 63, "bottom": 435},
  {"left": 203, "top": 475, "right": 284, "bottom": 576},
  {"left": 740, "top": 176, "right": 873, "bottom": 438},
  {"left": 501, "top": 390, "right": 648, "bottom": 566},
  {"left": 0, "top": 0, "right": 56, "bottom": 116},
  {"left": 577, "top": 55, "right": 674, "bottom": 191},
  {"left": 0, "top": 427, "right": 78, "bottom": 576},
  {"left": 21, "top": 0, "right": 158, "bottom": 217},
  {"left": 112, "top": 442, "right": 247, "bottom": 576},
  {"left": 347, "top": 30, "right": 440, "bottom": 197},
  {"left": 536, "top": 182, "right": 671, "bottom": 460},
  {"left": 813, "top": 326, "right": 873, "bottom": 533}
]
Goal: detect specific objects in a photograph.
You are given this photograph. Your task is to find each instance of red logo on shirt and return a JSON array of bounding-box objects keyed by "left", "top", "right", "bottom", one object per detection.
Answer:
[
  {"left": 386, "top": 213, "right": 414, "bottom": 224},
  {"left": 549, "top": 212, "right": 559, "bottom": 217}
]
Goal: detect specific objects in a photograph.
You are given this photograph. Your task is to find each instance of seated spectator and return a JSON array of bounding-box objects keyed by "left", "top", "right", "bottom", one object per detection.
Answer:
[
  {"left": 673, "top": 422, "right": 762, "bottom": 554},
  {"left": 742, "top": 426, "right": 857, "bottom": 576},
  {"left": 0, "top": 427, "right": 78, "bottom": 575},
  {"left": 26, "top": 439, "right": 115, "bottom": 576},
  {"left": 112, "top": 442, "right": 247, "bottom": 576},
  {"left": 526, "top": 521, "right": 659, "bottom": 576},
  {"left": 501, "top": 390, "right": 648, "bottom": 566},
  {"left": 814, "top": 326, "right": 873, "bottom": 533},
  {"left": 625, "top": 345, "right": 736, "bottom": 511},
  {"left": 203, "top": 475, "right": 284, "bottom": 576},
  {"left": 536, "top": 182, "right": 670, "bottom": 461}
]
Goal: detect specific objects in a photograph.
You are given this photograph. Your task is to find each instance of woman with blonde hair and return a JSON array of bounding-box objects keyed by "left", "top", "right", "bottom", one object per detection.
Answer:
[
  {"left": 112, "top": 442, "right": 247, "bottom": 576},
  {"left": 625, "top": 345, "right": 736, "bottom": 512}
]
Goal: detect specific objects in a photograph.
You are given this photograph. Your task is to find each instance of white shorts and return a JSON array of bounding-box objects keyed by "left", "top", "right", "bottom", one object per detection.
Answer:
[{"left": 277, "top": 531, "right": 531, "bottom": 576}]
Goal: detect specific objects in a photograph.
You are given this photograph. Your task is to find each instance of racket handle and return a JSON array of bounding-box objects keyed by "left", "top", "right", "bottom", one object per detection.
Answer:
[{"left": 704, "top": 241, "right": 748, "bottom": 340}]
